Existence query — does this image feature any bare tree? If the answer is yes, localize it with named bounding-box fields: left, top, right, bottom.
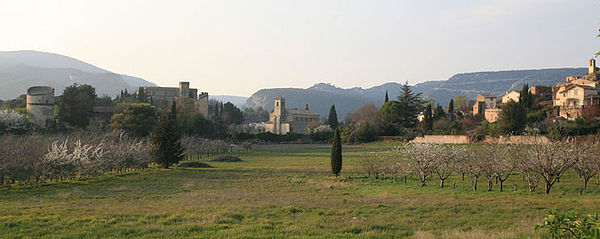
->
left=573, top=140, right=600, bottom=192
left=528, top=141, right=578, bottom=194
left=406, top=144, right=440, bottom=187
left=434, top=145, right=463, bottom=188
left=464, top=146, right=484, bottom=191
left=496, top=144, right=518, bottom=192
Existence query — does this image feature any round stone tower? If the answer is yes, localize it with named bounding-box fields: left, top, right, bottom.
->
left=26, top=86, right=55, bottom=127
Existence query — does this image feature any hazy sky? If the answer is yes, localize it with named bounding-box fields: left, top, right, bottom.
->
left=1, top=0, right=599, bottom=96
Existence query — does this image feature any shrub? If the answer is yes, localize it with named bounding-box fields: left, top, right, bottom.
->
left=0, top=110, right=27, bottom=134
left=536, top=209, right=600, bottom=238
left=178, top=161, right=213, bottom=168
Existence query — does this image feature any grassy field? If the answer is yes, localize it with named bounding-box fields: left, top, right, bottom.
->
left=1, top=143, right=599, bottom=238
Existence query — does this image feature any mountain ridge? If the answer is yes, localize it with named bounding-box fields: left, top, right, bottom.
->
left=244, top=67, right=588, bottom=119
left=0, top=50, right=155, bottom=99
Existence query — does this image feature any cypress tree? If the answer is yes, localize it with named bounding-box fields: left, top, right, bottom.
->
left=433, top=104, right=446, bottom=120
left=150, top=101, right=184, bottom=168
left=384, top=91, right=389, bottom=102
left=331, top=128, right=342, bottom=177
left=447, top=99, right=455, bottom=120
left=423, top=104, right=433, bottom=132
left=327, top=105, right=339, bottom=129
left=519, top=84, right=532, bottom=109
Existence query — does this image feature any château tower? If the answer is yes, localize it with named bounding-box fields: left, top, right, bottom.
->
left=179, top=81, right=190, bottom=97
left=590, top=59, right=597, bottom=75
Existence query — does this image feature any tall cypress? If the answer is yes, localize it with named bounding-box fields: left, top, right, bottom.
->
left=447, top=99, right=455, bottom=120
left=327, top=105, right=339, bottom=129
left=331, top=128, right=342, bottom=177
left=423, top=104, right=433, bottom=132
left=519, top=84, right=532, bottom=109
left=384, top=91, right=389, bottom=102
left=150, top=101, right=184, bottom=168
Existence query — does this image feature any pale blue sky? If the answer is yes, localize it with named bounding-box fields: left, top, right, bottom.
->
left=1, top=0, right=599, bottom=96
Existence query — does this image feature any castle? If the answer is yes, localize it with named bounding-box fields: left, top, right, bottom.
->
left=136, top=81, right=209, bottom=118
left=264, top=96, right=320, bottom=135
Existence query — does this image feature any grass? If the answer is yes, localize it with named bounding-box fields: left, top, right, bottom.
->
left=1, top=144, right=599, bottom=238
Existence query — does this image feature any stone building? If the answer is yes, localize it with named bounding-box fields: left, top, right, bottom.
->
left=530, top=85, right=553, bottom=106
left=473, top=94, right=497, bottom=116
left=484, top=108, right=501, bottom=123
left=553, top=59, right=600, bottom=120
left=26, top=86, right=55, bottom=127
left=264, top=96, right=320, bottom=135
left=501, top=91, right=520, bottom=104
left=501, top=85, right=553, bottom=106
left=136, top=81, right=209, bottom=118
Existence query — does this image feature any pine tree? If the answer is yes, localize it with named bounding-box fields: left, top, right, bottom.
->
left=423, top=104, right=433, bottom=132
left=330, top=128, right=342, bottom=177
left=150, top=101, right=184, bottom=168
left=327, top=105, right=339, bottom=129
left=397, top=81, right=424, bottom=129
left=384, top=91, right=389, bottom=102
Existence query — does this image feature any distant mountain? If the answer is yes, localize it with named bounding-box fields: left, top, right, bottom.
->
left=245, top=68, right=589, bottom=119
left=210, top=95, right=248, bottom=108
left=0, top=50, right=155, bottom=99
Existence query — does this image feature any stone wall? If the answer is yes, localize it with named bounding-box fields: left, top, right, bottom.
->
left=411, top=135, right=470, bottom=144
left=482, top=135, right=551, bottom=144
left=408, top=135, right=551, bottom=144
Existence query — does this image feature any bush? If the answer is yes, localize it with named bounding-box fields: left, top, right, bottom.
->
left=178, top=161, right=213, bottom=168
left=536, top=209, right=600, bottom=238
left=0, top=110, right=27, bottom=134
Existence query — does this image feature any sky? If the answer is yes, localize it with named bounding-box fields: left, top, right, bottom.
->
left=1, top=0, right=599, bottom=96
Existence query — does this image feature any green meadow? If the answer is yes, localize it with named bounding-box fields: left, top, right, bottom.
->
left=1, top=144, right=599, bottom=238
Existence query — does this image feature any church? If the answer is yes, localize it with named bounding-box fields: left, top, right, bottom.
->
left=264, top=96, right=320, bottom=135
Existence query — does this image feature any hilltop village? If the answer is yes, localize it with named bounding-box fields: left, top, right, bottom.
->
left=0, top=58, right=597, bottom=143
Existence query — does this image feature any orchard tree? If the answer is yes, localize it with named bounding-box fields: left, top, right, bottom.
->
left=434, top=145, right=463, bottom=188
left=402, top=143, right=438, bottom=187
left=574, top=140, right=600, bottom=192
left=327, top=105, right=339, bottom=129
left=528, top=141, right=578, bottom=194
left=57, top=83, right=97, bottom=128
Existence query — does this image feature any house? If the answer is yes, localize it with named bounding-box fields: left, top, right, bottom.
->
left=502, top=91, right=520, bottom=104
